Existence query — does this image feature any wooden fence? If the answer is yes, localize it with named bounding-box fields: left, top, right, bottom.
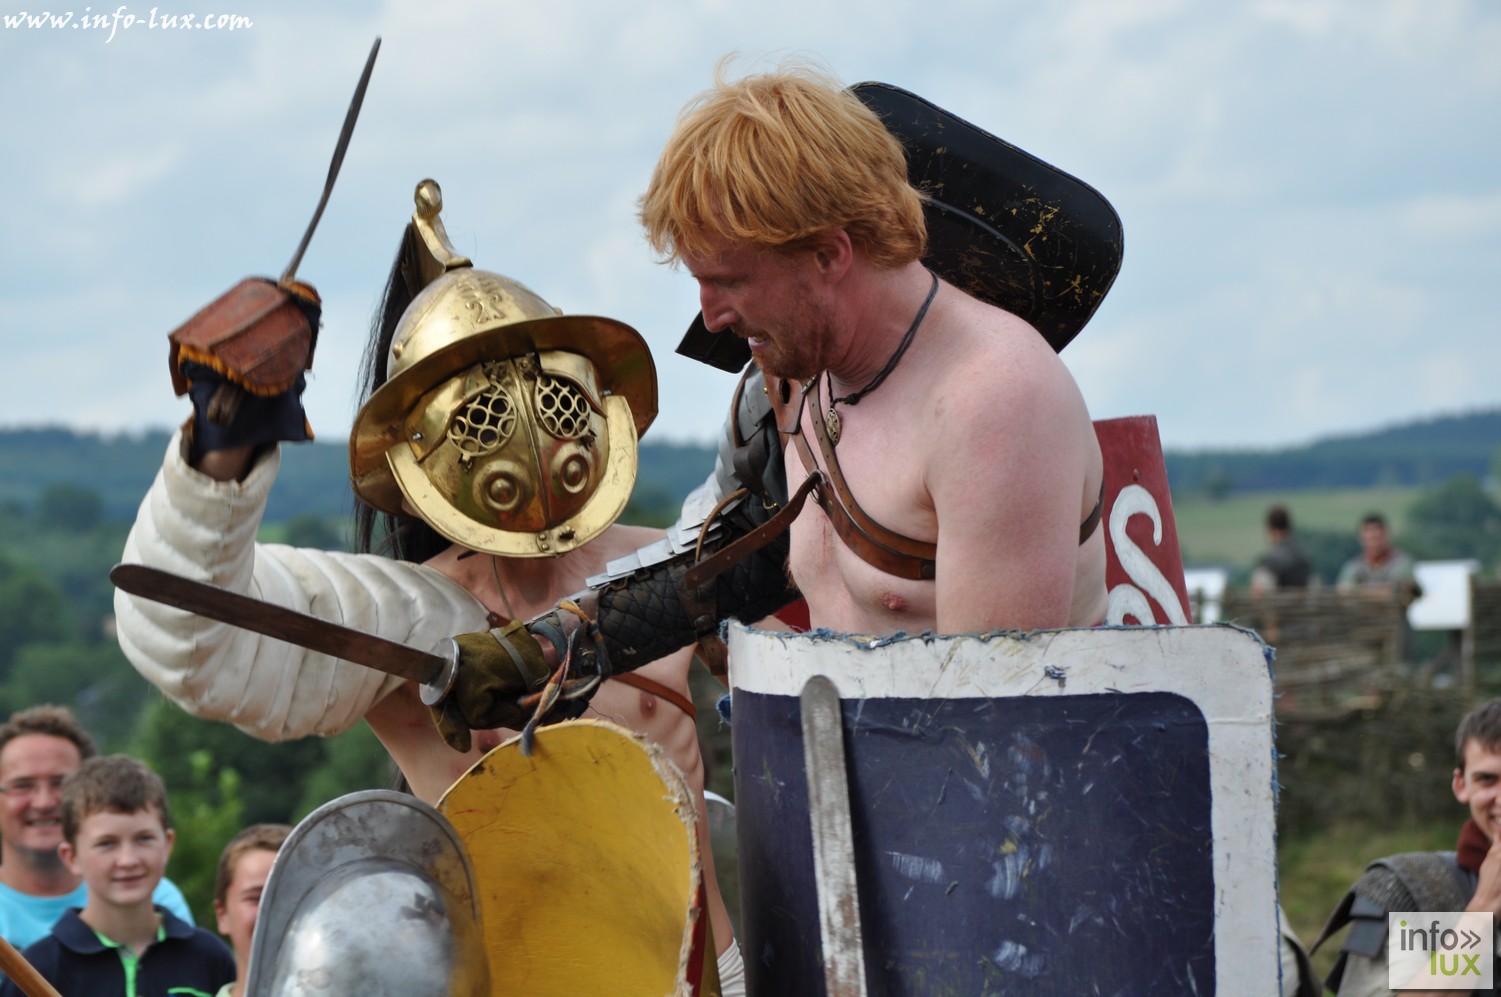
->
left=1214, top=580, right=1501, bottom=831
left=1217, top=587, right=1405, bottom=720
left=1464, top=578, right=1501, bottom=686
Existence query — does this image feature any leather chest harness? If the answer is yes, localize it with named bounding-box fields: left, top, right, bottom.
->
left=781, top=375, right=1104, bottom=581
left=678, top=370, right=1105, bottom=610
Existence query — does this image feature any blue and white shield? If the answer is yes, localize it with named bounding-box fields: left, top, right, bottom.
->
left=727, top=623, right=1279, bottom=995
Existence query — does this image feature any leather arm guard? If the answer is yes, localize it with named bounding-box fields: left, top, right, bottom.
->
left=169, top=276, right=322, bottom=458
left=435, top=367, right=801, bottom=743
left=573, top=364, right=800, bottom=673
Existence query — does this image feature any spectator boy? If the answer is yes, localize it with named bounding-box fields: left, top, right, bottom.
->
left=0, top=755, right=233, bottom=997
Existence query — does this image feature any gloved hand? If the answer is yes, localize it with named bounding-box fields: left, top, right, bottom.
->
left=168, top=277, right=322, bottom=458
left=429, top=619, right=596, bottom=753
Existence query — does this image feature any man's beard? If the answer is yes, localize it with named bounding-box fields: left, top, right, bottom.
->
left=745, top=302, right=836, bottom=382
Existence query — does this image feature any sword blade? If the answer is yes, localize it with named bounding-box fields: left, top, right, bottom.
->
left=800, top=674, right=869, bottom=996
left=109, top=562, right=445, bottom=689
left=280, top=36, right=381, bottom=285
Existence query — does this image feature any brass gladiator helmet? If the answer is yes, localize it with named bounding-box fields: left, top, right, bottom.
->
left=350, top=180, right=656, bottom=557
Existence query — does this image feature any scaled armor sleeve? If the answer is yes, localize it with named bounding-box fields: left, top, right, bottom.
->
left=567, top=366, right=800, bottom=675
left=114, top=430, right=490, bottom=742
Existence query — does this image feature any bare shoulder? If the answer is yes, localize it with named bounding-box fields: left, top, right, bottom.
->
left=935, top=296, right=1089, bottom=430
left=585, top=523, right=669, bottom=564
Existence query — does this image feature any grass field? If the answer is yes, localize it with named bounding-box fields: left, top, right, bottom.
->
left=1171, top=486, right=1421, bottom=568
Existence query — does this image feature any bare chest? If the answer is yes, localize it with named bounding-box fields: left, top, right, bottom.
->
left=781, top=404, right=939, bottom=633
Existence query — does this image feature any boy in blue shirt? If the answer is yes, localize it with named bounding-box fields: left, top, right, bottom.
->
left=0, top=755, right=233, bottom=997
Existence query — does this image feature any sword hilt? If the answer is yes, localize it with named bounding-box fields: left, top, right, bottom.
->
left=419, top=637, right=462, bottom=707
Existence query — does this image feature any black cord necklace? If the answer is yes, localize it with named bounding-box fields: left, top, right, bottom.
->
left=824, top=268, right=939, bottom=446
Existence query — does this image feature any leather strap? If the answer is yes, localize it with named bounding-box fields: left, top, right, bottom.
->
left=1079, top=482, right=1104, bottom=545
left=680, top=472, right=821, bottom=595
left=796, top=376, right=1105, bottom=577
left=679, top=370, right=1109, bottom=595
left=610, top=672, right=697, bottom=721
left=673, top=459, right=818, bottom=678
left=799, top=376, right=938, bottom=579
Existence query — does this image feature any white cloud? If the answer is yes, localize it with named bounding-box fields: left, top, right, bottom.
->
left=66, top=146, right=184, bottom=207
left=1395, top=192, right=1501, bottom=244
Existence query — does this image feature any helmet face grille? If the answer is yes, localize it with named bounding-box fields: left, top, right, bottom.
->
left=448, top=385, right=516, bottom=457
left=535, top=374, right=590, bottom=440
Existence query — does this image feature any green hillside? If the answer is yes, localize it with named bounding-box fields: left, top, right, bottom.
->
left=0, top=427, right=355, bottom=524
left=1, top=405, right=1496, bottom=587
left=1164, top=407, right=1501, bottom=493
left=0, top=429, right=717, bottom=527
left=3, top=405, right=1496, bottom=528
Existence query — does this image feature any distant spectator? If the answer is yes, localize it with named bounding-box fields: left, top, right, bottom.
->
left=1336, top=513, right=1419, bottom=604
left=0, top=704, right=194, bottom=948
left=0, top=755, right=234, bottom=997
left=213, top=823, right=290, bottom=997
left=1250, top=505, right=1314, bottom=594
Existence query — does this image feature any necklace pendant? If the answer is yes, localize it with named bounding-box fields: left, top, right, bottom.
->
left=825, top=406, right=842, bottom=446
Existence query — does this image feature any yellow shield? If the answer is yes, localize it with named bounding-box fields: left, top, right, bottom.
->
left=437, top=719, right=717, bottom=995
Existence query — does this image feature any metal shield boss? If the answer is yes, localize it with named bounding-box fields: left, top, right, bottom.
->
left=350, top=182, right=657, bottom=557
left=244, top=790, right=489, bottom=996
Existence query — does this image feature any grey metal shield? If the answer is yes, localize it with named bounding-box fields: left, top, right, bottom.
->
left=244, top=789, right=489, bottom=996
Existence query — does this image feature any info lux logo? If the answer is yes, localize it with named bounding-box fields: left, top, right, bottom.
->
left=1389, top=912, right=1494, bottom=990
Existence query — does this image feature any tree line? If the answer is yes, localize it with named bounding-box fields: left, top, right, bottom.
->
left=1165, top=407, right=1501, bottom=496
left=5, top=406, right=1496, bottom=521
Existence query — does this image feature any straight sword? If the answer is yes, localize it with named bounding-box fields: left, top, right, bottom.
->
left=109, top=562, right=459, bottom=705
left=800, top=674, right=870, bottom=996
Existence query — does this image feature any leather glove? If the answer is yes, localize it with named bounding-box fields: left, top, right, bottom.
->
left=429, top=620, right=595, bottom=753
left=168, top=277, right=321, bottom=458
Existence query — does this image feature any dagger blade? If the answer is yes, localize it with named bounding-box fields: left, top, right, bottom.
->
left=109, top=562, right=459, bottom=703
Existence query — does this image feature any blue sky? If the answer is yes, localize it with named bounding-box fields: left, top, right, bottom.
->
left=2, top=0, right=1496, bottom=451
